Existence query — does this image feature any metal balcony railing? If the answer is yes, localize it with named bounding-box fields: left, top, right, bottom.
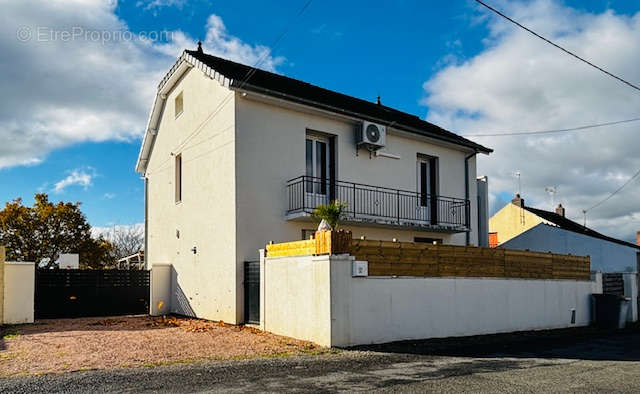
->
left=286, top=176, right=470, bottom=231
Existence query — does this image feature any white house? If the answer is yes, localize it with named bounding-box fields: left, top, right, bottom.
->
left=136, top=44, right=492, bottom=324
left=490, top=195, right=640, bottom=273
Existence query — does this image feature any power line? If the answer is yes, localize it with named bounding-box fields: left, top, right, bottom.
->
left=461, top=117, right=640, bottom=137
left=585, top=167, right=640, bottom=212
left=474, top=0, right=640, bottom=93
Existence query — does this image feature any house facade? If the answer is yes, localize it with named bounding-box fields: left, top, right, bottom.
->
left=137, top=46, right=491, bottom=324
left=490, top=195, right=640, bottom=272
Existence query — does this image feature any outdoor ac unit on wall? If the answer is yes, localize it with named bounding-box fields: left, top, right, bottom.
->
left=356, top=121, right=386, bottom=151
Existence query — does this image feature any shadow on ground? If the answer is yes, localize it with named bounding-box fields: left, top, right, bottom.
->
left=349, top=324, right=640, bottom=362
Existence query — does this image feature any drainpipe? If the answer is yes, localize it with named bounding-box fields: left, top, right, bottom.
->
left=144, top=176, right=149, bottom=269
left=464, top=151, right=478, bottom=246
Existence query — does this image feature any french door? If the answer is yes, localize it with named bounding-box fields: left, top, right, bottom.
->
left=417, top=157, right=438, bottom=224
left=305, top=134, right=331, bottom=208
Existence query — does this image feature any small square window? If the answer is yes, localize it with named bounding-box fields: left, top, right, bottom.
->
left=175, top=92, right=184, bottom=118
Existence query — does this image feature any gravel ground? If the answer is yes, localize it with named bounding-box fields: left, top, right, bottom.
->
left=0, top=316, right=321, bottom=377
left=1, top=325, right=639, bottom=393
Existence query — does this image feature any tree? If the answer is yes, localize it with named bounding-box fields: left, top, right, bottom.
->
left=0, top=194, right=114, bottom=269
left=312, top=200, right=347, bottom=230
left=101, top=225, right=144, bottom=260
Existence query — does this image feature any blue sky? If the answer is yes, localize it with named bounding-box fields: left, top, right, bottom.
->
left=1, top=0, right=640, bottom=241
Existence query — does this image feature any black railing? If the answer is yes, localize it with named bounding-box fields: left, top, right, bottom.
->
left=286, top=176, right=470, bottom=230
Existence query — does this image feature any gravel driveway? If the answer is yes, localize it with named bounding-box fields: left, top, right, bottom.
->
left=0, top=315, right=322, bottom=377
left=1, top=324, right=639, bottom=393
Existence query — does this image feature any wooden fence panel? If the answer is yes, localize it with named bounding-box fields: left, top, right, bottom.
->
left=265, top=232, right=590, bottom=280
left=351, top=240, right=589, bottom=281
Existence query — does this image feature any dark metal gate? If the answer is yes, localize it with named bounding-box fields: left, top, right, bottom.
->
left=35, top=269, right=150, bottom=319
left=244, top=261, right=260, bottom=324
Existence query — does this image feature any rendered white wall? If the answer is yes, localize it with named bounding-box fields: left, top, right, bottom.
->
left=3, top=262, right=35, bottom=324
left=263, top=254, right=602, bottom=347
left=145, top=68, right=238, bottom=323
left=262, top=254, right=332, bottom=346
left=501, top=223, right=638, bottom=272
left=331, top=260, right=602, bottom=346
left=234, top=94, right=480, bottom=267
left=150, top=264, right=172, bottom=316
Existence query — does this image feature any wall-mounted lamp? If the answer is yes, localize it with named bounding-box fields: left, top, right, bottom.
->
left=191, top=246, right=197, bottom=255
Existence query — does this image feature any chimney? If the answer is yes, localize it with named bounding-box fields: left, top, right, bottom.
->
left=555, top=204, right=565, bottom=217
left=511, top=194, right=524, bottom=208
left=637, top=231, right=640, bottom=246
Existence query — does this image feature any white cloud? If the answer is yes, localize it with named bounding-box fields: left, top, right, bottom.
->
left=53, top=168, right=95, bottom=193
left=136, top=0, right=185, bottom=10
left=0, top=0, right=282, bottom=169
left=103, top=192, right=116, bottom=199
left=201, top=14, right=284, bottom=71
left=423, top=0, right=640, bottom=242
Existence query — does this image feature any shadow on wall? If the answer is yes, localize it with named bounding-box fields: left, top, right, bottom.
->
left=349, top=324, right=640, bottom=362
left=171, top=266, right=196, bottom=318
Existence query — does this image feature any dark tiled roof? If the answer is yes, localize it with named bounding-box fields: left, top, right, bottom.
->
left=523, top=205, right=640, bottom=250
left=186, top=50, right=492, bottom=154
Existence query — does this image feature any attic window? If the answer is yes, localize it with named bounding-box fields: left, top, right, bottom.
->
left=175, top=91, right=184, bottom=118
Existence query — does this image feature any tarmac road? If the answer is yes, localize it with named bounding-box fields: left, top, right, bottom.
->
left=2, top=326, right=639, bottom=393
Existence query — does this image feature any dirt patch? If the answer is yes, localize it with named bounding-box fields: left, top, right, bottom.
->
left=0, top=315, right=325, bottom=377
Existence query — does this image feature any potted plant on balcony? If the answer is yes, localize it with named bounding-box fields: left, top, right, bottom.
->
left=312, top=200, right=347, bottom=230
left=312, top=200, right=351, bottom=254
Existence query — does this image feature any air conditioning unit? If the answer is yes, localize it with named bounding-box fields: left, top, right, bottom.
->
left=356, top=121, right=386, bottom=151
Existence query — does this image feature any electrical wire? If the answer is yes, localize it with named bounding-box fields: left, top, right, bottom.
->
left=585, top=167, right=640, bottom=212
left=474, top=0, right=640, bottom=93
left=461, top=117, right=640, bottom=137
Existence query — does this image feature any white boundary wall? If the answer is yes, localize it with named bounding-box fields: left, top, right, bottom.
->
left=150, top=264, right=172, bottom=316
left=262, top=254, right=603, bottom=347
left=3, top=262, right=35, bottom=324
left=261, top=253, right=332, bottom=346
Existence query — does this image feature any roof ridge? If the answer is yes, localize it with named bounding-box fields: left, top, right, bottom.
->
left=522, top=204, right=640, bottom=250
left=185, top=49, right=491, bottom=153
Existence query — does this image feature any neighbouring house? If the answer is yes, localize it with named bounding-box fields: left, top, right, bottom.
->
left=489, top=195, right=640, bottom=272
left=136, top=44, right=492, bottom=324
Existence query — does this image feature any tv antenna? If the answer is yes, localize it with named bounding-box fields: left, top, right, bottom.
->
left=582, top=209, right=587, bottom=227
left=545, top=186, right=557, bottom=208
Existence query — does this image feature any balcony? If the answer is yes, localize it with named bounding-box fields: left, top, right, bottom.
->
left=285, top=176, right=470, bottom=232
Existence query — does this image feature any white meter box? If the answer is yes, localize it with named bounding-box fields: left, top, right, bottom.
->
left=352, top=261, right=368, bottom=277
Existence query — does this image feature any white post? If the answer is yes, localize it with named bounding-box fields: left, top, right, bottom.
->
left=150, top=264, right=172, bottom=316
left=3, top=262, right=35, bottom=324
left=259, top=248, right=266, bottom=331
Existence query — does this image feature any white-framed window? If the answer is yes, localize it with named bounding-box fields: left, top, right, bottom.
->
left=305, top=133, right=330, bottom=195
left=175, top=91, right=184, bottom=118
left=175, top=154, right=182, bottom=203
